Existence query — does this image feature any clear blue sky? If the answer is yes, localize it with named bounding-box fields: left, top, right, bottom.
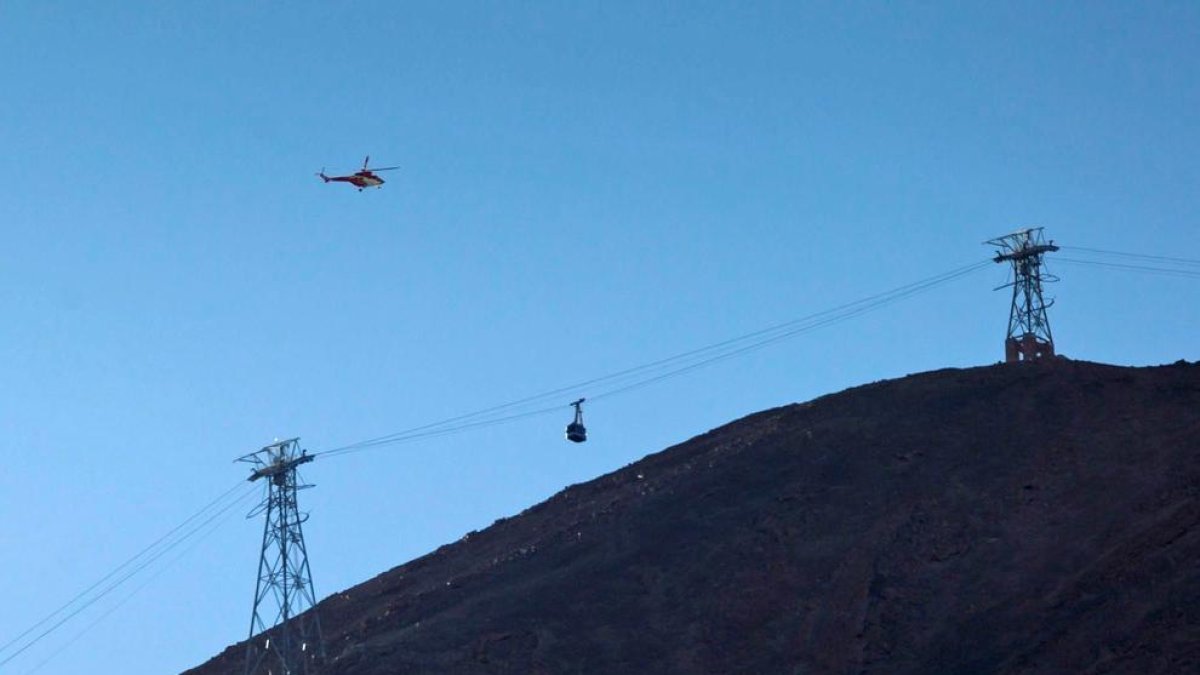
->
left=1, top=2, right=1197, bottom=673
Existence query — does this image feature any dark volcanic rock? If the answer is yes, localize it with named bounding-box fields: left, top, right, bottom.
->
left=186, top=360, right=1200, bottom=674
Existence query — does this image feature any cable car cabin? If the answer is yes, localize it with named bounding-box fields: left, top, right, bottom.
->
left=566, top=421, right=587, bottom=443
left=566, top=398, right=587, bottom=443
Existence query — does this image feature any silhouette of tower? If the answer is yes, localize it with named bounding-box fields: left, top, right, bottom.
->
left=237, top=438, right=325, bottom=675
left=987, top=228, right=1060, bottom=363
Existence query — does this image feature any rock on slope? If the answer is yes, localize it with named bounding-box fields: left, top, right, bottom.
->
left=187, top=360, right=1200, bottom=674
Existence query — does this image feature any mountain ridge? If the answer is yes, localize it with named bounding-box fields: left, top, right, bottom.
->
left=187, top=359, right=1200, bottom=674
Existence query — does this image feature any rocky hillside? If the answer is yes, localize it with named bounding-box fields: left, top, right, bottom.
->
left=187, top=359, right=1200, bottom=674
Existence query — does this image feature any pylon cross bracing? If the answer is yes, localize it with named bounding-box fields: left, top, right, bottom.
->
left=237, top=438, right=325, bottom=675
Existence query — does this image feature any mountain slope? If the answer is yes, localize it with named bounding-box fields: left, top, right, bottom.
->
left=187, top=359, right=1200, bottom=674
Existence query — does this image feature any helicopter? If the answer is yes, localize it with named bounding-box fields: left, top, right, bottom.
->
left=317, top=156, right=399, bottom=191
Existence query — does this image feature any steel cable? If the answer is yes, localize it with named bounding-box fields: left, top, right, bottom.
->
left=0, top=481, right=259, bottom=669
left=316, top=259, right=993, bottom=458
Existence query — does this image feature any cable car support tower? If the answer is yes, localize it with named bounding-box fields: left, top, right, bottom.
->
left=237, top=438, right=325, bottom=675
left=987, top=227, right=1060, bottom=363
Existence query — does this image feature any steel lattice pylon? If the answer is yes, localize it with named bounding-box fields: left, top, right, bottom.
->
left=237, top=438, right=325, bottom=675
left=987, top=227, right=1061, bottom=363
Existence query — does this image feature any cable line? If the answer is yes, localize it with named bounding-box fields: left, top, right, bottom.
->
left=590, top=260, right=990, bottom=402
left=315, top=259, right=993, bottom=458
left=317, top=403, right=569, bottom=459
left=19, top=487, right=261, bottom=675
left=1059, top=245, right=1200, bottom=267
left=1055, top=257, right=1200, bottom=280
left=0, top=481, right=258, bottom=669
left=12, top=240, right=1194, bottom=669
left=3, top=259, right=990, bottom=666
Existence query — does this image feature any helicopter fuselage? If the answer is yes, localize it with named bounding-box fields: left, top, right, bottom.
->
left=321, top=172, right=384, bottom=190
left=346, top=172, right=384, bottom=188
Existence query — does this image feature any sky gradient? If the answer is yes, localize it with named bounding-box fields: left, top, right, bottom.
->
left=1, top=3, right=1197, bottom=673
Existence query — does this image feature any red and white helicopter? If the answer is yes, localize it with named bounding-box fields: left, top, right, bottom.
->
left=317, top=156, right=399, bottom=191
